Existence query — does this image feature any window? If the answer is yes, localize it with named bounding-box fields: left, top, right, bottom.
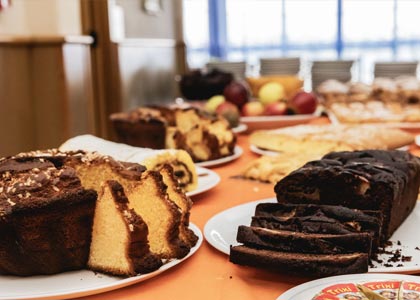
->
left=183, top=0, right=420, bottom=83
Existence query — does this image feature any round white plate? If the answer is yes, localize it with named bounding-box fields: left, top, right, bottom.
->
left=278, top=273, right=420, bottom=300
left=0, top=224, right=202, bottom=300
left=232, top=123, right=248, bottom=134
left=249, top=144, right=281, bottom=157
left=186, top=166, right=220, bottom=197
left=195, top=146, right=243, bottom=168
left=240, top=114, right=318, bottom=131
left=204, top=198, right=420, bottom=274
left=250, top=144, right=410, bottom=156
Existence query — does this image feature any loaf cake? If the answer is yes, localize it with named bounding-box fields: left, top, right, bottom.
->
left=0, top=156, right=97, bottom=276
left=88, top=180, right=162, bottom=276
left=110, top=106, right=236, bottom=162
left=60, top=134, right=198, bottom=192
left=230, top=203, right=380, bottom=276
left=231, top=149, right=420, bottom=277
left=274, top=150, right=420, bottom=240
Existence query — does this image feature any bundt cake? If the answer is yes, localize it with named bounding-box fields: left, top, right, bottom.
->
left=1, top=149, right=198, bottom=277
left=0, top=156, right=97, bottom=276
left=88, top=180, right=162, bottom=276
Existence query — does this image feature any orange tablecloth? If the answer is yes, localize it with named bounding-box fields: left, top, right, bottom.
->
left=82, top=118, right=420, bottom=300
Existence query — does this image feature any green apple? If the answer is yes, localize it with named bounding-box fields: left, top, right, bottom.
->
left=205, top=95, right=226, bottom=113
left=258, top=82, right=285, bottom=105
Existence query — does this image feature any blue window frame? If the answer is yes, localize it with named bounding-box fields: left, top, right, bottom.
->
left=184, top=0, right=420, bottom=81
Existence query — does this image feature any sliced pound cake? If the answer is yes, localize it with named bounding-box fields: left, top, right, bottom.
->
left=88, top=180, right=162, bottom=276
left=126, top=170, right=190, bottom=259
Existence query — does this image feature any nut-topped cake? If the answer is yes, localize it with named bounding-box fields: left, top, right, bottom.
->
left=0, top=156, right=97, bottom=276
left=0, top=149, right=198, bottom=277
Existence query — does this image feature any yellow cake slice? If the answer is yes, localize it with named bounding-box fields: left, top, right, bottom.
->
left=87, top=180, right=162, bottom=276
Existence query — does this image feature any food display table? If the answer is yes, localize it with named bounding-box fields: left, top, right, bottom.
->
left=79, top=118, right=420, bottom=299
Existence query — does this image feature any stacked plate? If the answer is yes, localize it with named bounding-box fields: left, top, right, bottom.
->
left=311, top=60, right=354, bottom=90
left=374, top=62, right=418, bottom=79
left=259, top=57, right=300, bottom=76
left=206, top=61, right=247, bottom=80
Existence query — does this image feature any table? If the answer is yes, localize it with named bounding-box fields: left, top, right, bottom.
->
left=83, top=119, right=420, bottom=300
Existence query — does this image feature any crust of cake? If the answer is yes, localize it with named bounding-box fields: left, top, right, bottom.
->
left=229, top=245, right=368, bottom=277
left=88, top=181, right=162, bottom=276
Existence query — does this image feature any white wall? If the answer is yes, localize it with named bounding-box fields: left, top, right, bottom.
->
left=0, top=0, right=81, bottom=36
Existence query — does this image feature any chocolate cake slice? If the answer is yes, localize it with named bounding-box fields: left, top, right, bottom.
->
left=253, top=203, right=382, bottom=250
left=230, top=245, right=368, bottom=277
left=237, top=226, right=372, bottom=255
left=274, top=150, right=420, bottom=241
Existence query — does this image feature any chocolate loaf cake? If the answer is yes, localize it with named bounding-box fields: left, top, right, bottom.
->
left=0, top=157, right=97, bottom=276
left=274, top=150, right=420, bottom=240
left=230, top=246, right=369, bottom=277
left=253, top=203, right=382, bottom=250
left=236, top=226, right=372, bottom=255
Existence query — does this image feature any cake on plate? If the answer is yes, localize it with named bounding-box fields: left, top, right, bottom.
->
left=110, top=106, right=236, bottom=162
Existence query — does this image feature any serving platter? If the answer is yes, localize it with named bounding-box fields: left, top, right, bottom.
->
left=0, top=224, right=202, bottom=300
left=204, top=198, right=420, bottom=274
left=186, top=166, right=220, bottom=197
left=195, top=146, right=243, bottom=168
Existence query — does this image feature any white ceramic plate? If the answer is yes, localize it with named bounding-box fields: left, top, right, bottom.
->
left=0, top=224, right=202, bottom=300
left=240, top=114, right=318, bottom=131
left=278, top=273, right=420, bottom=300
left=204, top=198, right=420, bottom=274
left=232, top=123, right=248, bottom=134
left=186, top=166, right=220, bottom=197
left=250, top=144, right=410, bottom=156
left=195, top=146, right=243, bottom=168
left=328, top=111, right=420, bottom=130
left=249, top=144, right=281, bottom=157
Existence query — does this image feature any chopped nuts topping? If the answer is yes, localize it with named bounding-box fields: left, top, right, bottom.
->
left=6, top=198, right=16, bottom=206
left=52, top=186, right=60, bottom=192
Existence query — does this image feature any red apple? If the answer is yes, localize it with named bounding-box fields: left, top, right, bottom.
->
left=289, top=91, right=318, bottom=114
left=215, top=101, right=240, bottom=127
left=223, top=81, right=250, bottom=110
left=241, top=101, right=264, bottom=116
left=263, top=102, right=288, bottom=116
